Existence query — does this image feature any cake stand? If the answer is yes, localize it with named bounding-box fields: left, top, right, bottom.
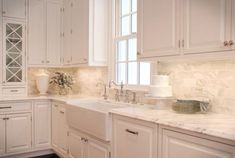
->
left=145, top=94, right=175, bottom=110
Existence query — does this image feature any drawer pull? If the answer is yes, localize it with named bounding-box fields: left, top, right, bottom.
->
left=0, top=106, right=12, bottom=109
left=60, top=111, right=65, bottom=114
left=3, top=118, right=9, bottom=120
left=126, top=129, right=139, bottom=135
left=10, top=90, right=18, bottom=92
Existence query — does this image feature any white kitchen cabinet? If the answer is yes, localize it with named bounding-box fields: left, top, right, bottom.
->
left=0, top=115, right=6, bottom=156
left=28, top=0, right=46, bottom=65
left=6, top=113, right=32, bottom=154
left=183, top=0, right=229, bottom=54
left=68, top=129, right=110, bottom=158
left=28, top=0, right=62, bottom=67
left=2, top=0, right=27, bottom=19
left=232, top=0, right=235, bottom=50
left=137, top=0, right=181, bottom=58
left=46, top=0, right=63, bottom=66
left=63, top=0, right=109, bottom=66
left=87, top=138, right=109, bottom=158
left=3, top=20, right=26, bottom=87
left=68, top=131, right=85, bottom=158
left=34, top=101, right=51, bottom=149
left=161, top=129, right=235, bottom=158
left=113, top=116, right=156, bottom=158
left=52, top=102, right=68, bottom=157
left=138, top=0, right=234, bottom=59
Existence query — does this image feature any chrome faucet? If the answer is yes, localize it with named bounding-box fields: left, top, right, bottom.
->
left=109, top=80, right=124, bottom=95
left=96, top=81, right=108, bottom=100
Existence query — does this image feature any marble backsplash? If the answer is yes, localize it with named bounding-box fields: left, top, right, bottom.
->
left=28, top=59, right=235, bottom=114
left=158, top=60, right=235, bottom=114
left=28, top=67, right=108, bottom=97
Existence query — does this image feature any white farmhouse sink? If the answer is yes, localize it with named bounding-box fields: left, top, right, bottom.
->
left=66, top=98, right=125, bottom=141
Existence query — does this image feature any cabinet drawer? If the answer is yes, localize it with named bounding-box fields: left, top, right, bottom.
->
left=162, top=129, right=235, bottom=158
left=2, top=87, right=26, bottom=96
left=0, top=102, right=31, bottom=113
left=113, top=116, right=156, bottom=158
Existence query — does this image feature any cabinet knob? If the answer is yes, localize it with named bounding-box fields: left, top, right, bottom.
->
left=229, top=40, right=234, bottom=46
left=41, top=61, right=44, bottom=63
left=137, top=52, right=141, bottom=56
left=46, top=61, right=50, bottom=63
left=224, top=41, right=229, bottom=46
left=2, top=11, right=6, bottom=14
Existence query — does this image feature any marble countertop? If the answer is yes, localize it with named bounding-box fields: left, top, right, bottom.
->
left=111, top=106, right=235, bottom=142
left=0, top=95, right=234, bottom=143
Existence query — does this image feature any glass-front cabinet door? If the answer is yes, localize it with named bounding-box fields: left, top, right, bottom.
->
left=3, top=20, right=25, bottom=86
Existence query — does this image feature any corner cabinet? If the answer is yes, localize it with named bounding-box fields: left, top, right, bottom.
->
left=28, top=0, right=63, bottom=67
left=161, top=129, right=235, bottom=158
left=138, top=0, right=235, bottom=59
left=63, top=0, right=109, bottom=66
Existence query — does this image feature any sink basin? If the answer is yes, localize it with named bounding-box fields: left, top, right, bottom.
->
left=66, top=98, right=125, bottom=141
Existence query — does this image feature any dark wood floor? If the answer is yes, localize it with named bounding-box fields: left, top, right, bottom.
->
left=31, top=154, right=60, bottom=158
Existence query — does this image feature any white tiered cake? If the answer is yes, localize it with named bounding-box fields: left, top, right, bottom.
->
left=149, top=75, right=172, bottom=97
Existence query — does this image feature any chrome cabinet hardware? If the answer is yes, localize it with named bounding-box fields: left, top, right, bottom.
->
left=224, top=41, right=229, bottom=46
left=59, top=110, right=65, bottom=114
left=10, top=90, right=18, bottom=92
left=0, top=106, right=12, bottom=109
left=3, top=118, right=9, bottom=120
left=125, top=129, right=139, bottom=135
left=137, top=52, right=141, bottom=56
left=81, top=137, right=88, bottom=142
left=229, top=40, right=234, bottom=46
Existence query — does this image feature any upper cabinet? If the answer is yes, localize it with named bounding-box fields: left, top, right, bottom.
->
left=232, top=0, right=235, bottom=50
left=183, top=0, right=229, bottom=54
left=138, top=0, right=181, bottom=58
left=2, top=0, right=27, bottom=19
left=28, top=0, right=63, bottom=67
left=138, top=0, right=235, bottom=59
left=63, top=0, right=109, bottom=66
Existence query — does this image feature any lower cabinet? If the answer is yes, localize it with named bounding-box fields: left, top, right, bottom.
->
left=161, top=129, right=235, bottom=158
left=34, top=101, right=51, bottom=149
left=6, top=113, right=32, bottom=154
left=0, top=115, right=6, bottom=156
left=112, top=115, right=157, bottom=158
left=68, top=129, right=110, bottom=158
left=52, top=102, right=68, bottom=157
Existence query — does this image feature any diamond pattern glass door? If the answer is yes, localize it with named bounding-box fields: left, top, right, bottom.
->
left=4, top=22, right=25, bottom=84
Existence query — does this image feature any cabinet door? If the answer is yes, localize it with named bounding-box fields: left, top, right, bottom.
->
left=2, top=0, right=26, bottom=19
left=52, top=103, right=60, bottom=149
left=34, top=101, right=51, bottom=148
left=183, top=0, right=229, bottom=54
left=71, top=0, right=89, bottom=64
left=6, top=113, right=32, bottom=153
left=138, top=0, right=180, bottom=58
left=113, top=118, right=155, bottom=158
left=0, top=116, right=6, bottom=155
left=68, top=131, right=85, bottom=158
left=162, top=129, right=235, bottom=158
left=3, top=20, right=26, bottom=86
left=87, top=138, right=109, bottom=158
left=28, top=0, right=46, bottom=66
left=232, top=0, right=235, bottom=50
left=46, top=0, right=62, bottom=66
left=63, top=0, right=72, bottom=65
left=58, top=106, right=68, bottom=156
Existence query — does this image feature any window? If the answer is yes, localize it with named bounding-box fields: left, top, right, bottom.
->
left=115, top=0, right=150, bottom=86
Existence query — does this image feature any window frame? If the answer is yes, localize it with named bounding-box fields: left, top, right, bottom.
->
left=109, top=0, right=152, bottom=91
